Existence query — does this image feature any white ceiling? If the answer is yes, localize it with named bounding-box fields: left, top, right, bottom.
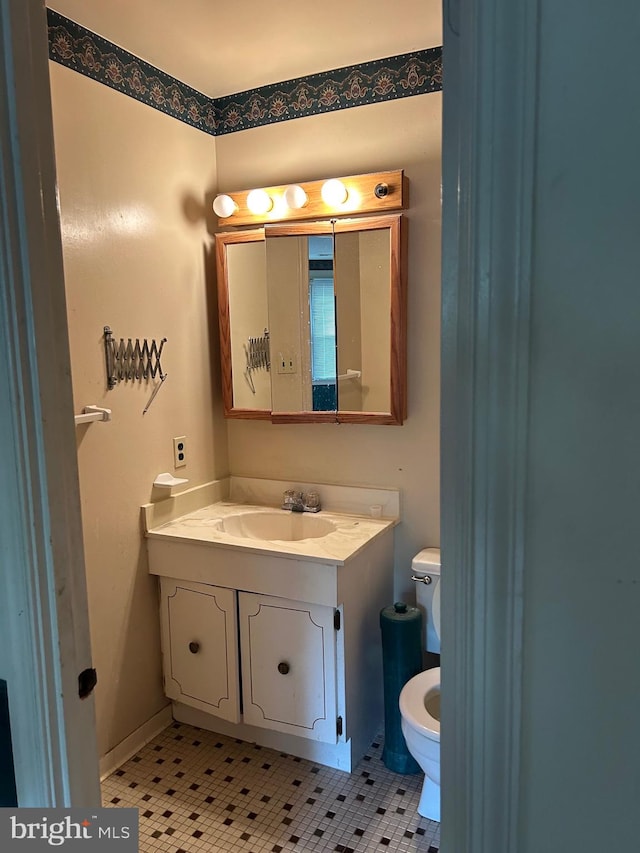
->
left=48, top=0, right=442, bottom=98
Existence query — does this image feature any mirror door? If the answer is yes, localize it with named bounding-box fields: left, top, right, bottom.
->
left=266, top=222, right=337, bottom=416
left=215, top=229, right=272, bottom=418
left=334, top=227, right=392, bottom=414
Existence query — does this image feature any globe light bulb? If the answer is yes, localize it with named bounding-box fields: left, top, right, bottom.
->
left=212, top=194, right=238, bottom=218
left=246, top=189, right=273, bottom=215
left=283, top=184, right=308, bottom=210
left=321, top=179, right=348, bottom=206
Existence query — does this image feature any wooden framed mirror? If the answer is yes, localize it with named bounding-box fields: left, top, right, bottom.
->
left=215, top=213, right=407, bottom=424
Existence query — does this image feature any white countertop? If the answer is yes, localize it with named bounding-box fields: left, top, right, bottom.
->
left=145, top=501, right=397, bottom=566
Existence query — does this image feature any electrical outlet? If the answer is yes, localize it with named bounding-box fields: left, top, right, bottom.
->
left=173, top=436, right=187, bottom=468
left=277, top=352, right=296, bottom=374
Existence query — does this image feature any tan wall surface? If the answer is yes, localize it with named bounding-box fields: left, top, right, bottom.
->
left=216, top=93, right=442, bottom=598
left=49, top=63, right=227, bottom=757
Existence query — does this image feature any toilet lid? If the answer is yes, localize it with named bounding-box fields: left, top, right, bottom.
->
left=433, top=580, right=441, bottom=641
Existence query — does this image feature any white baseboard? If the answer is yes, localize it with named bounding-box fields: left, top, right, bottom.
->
left=99, top=704, right=173, bottom=781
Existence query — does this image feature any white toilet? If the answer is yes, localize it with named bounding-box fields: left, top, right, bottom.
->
left=399, top=547, right=441, bottom=821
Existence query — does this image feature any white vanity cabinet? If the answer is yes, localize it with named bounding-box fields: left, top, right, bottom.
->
left=239, top=592, right=338, bottom=744
left=146, top=496, right=396, bottom=772
left=159, top=578, right=240, bottom=723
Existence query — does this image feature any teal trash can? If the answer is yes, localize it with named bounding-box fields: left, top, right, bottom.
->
left=380, top=601, right=423, bottom=773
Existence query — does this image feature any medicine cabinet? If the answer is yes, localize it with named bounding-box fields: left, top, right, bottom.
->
left=215, top=213, right=407, bottom=424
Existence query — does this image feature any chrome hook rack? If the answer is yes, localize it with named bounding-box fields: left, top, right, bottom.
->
left=104, top=325, right=167, bottom=389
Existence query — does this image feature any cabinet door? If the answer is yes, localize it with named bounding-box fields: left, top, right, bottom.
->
left=239, top=592, right=337, bottom=743
left=160, top=579, right=240, bottom=723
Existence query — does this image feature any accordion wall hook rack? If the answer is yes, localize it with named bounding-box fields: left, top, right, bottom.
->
left=104, top=325, right=167, bottom=388
left=103, top=326, right=169, bottom=414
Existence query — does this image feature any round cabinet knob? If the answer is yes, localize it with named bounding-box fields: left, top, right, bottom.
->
left=188, top=641, right=200, bottom=654
left=277, top=661, right=290, bottom=675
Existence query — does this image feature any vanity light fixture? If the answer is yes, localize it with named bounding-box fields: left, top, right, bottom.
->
left=321, top=178, right=348, bottom=207
left=213, top=194, right=238, bottom=218
left=246, top=188, right=274, bottom=215
left=283, top=184, right=308, bottom=210
left=213, top=170, right=407, bottom=226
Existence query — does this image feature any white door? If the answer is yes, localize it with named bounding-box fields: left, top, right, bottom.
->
left=239, top=592, right=338, bottom=743
left=160, top=580, right=240, bottom=723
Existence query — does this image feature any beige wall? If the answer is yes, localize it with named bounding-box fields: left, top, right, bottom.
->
left=216, top=93, right=442, bottom=597
left=49, top=63, right=228, bottom=757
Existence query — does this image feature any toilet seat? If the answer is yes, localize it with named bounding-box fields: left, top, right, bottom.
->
left=399, top=667, right=440, bottom=741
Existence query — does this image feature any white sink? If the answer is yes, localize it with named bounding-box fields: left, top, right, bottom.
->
left=221, top=511, right=336, bottom=542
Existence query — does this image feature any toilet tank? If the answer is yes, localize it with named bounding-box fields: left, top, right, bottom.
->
left=412, top=547, right=441, bottom=654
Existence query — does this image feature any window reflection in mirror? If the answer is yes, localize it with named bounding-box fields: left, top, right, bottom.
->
left=308, top=235, right=337, bottom=411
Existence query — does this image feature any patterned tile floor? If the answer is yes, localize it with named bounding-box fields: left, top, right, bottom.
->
left=102, top=722, right=440, bottom=853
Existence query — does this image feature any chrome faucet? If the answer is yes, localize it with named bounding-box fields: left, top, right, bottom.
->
left=303, top=491, right=321, bottom=512
left=281, top=489, right=321, bottom=513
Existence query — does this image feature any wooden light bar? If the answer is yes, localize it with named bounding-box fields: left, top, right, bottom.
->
left=213, top=169, right=408, bottom=227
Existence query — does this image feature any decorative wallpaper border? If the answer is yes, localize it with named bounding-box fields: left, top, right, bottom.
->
left=47, top=9, right=217, bottom=135
left=214, top=48, right=442, bottom=135
left=47, top=9, right=442, bottom=137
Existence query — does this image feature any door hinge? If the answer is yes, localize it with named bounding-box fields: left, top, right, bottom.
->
left=337, top=716, right=343, bottom=737
left=78, top=668, right=97, bottom=699
left=334, top=609, right=341, bottom=631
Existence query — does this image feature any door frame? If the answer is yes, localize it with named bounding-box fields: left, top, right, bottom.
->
left=0, top=0, right=100, bottom=806
left=1, top=0, right=540, bottom=838
left=440, top=0, right=538, bottom=850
